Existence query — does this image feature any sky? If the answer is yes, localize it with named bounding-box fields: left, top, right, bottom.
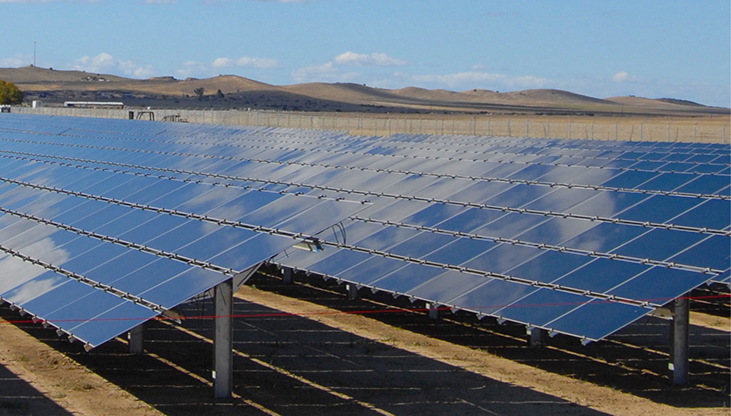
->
left=1, top=0, right=729, bottom=107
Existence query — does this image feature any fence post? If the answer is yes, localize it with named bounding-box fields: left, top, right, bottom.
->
left=640, top=122, right=644, bottom=141
left=665, top=121, right=673, bottom=142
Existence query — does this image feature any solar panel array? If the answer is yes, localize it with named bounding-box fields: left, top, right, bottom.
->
left=0, top=114, right=366, bottom=348
left=0, top=113, right=728, bottom=347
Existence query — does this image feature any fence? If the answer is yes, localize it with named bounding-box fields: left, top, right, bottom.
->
left=9, top=106, right=730, bottom=144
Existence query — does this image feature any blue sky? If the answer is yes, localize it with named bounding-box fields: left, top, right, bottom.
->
left=1, top=0, right=729, bottom=106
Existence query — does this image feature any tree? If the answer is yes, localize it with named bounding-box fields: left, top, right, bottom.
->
left=217, top=89, right=224, bottom=99
left=0, top=80, right=23, bottom=105
left=193, top=87, right=205, bottom=100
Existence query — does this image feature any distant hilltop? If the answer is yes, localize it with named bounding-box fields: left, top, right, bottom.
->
left=1, top=65, right=727, bottom=117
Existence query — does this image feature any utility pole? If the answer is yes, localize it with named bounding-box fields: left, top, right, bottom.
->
left=33, top=41, right=37, bottom=66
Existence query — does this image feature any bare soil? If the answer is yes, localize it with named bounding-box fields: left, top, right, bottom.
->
left=0, top=270, right=728, bottom=416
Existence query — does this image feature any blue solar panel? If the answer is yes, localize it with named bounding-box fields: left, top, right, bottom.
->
left=1, top=113, right=728, bottom=346
left=0, top=114, right=367, bottom=348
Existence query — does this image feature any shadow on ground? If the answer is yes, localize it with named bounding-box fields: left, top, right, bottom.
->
left=0, top=270, right=728, bottom=415
left=0, top=361, right=73, bottom=416
left=1, top=299, right=610, bottom=416
left=246, top=270, right=730, bottom=409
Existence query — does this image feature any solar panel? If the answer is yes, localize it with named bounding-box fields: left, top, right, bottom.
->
left=0, top=115, right=367, bottom=348
left=1, top=113, right=728, bottom=346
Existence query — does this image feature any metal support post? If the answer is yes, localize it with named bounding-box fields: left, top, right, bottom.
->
left=128, top=323, right=144, bottom=354
left=214, top=279, right=234, bottom=399
left=346, top=283, right=359, bottom=300
left=428, top=303, right=440, bottom=320
left=529, top=327, right=547, bottom=347
left=670, top=294, right=690, bottom=385
left=282, top=267, right=294, bottom=284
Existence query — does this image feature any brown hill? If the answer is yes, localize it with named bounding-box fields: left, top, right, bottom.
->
left=283, top=82, right=397, bottom=104
left=0, top=67, right=273, bottom=97
left=111, top=75, right=274, bottom=96
left=174, top=75, right=272, bottom=94
left=501, top=89, right=610, bottom=105
left=0, top=65, right=130, bottom=83
left=1, top=66, right=726, bottom=116
left=605, top=96, right=709, bottom=109
left=392, top=87, right=469, bottom=103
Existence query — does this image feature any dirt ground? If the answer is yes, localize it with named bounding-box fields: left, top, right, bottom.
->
left=0, top=272, right=728, bottom=416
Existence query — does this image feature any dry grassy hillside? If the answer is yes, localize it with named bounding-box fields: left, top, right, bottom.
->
left=0, top=65, right=130, bottom=83
left=1, top=65, right=728, bottom=118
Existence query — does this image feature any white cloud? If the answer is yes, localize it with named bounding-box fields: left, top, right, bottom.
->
left=291, top=51, right=406, bottom=83
left=183, top=55, right=279, bottom=77
left=118, top=60, right=155, bottom=78
left=612, top=71, right=638, bottom=83
left=176, top=61, right=208, bottom=78
left=291, top=62, right=360, bottom=83
left=235, top=56, right=279, bottom=69
left=250, top=0, right=315, bottom=3
left=74, top=52, right=115, bottom=70
left=0, top=0, right=99, bottom=2
left=202, top=0, right=314, bottom=3
left=73, top=53, right=155, bottom=78
left=412, top=71, right=549, bottom=89
left=333, top=51, right=406, bottom=67
left=212, top=57, right=235, bottom=68
left=0, top=55, right=30, bottom=67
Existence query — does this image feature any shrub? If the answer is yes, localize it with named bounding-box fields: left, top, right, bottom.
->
left=0, top=79, right=23, bottom=105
